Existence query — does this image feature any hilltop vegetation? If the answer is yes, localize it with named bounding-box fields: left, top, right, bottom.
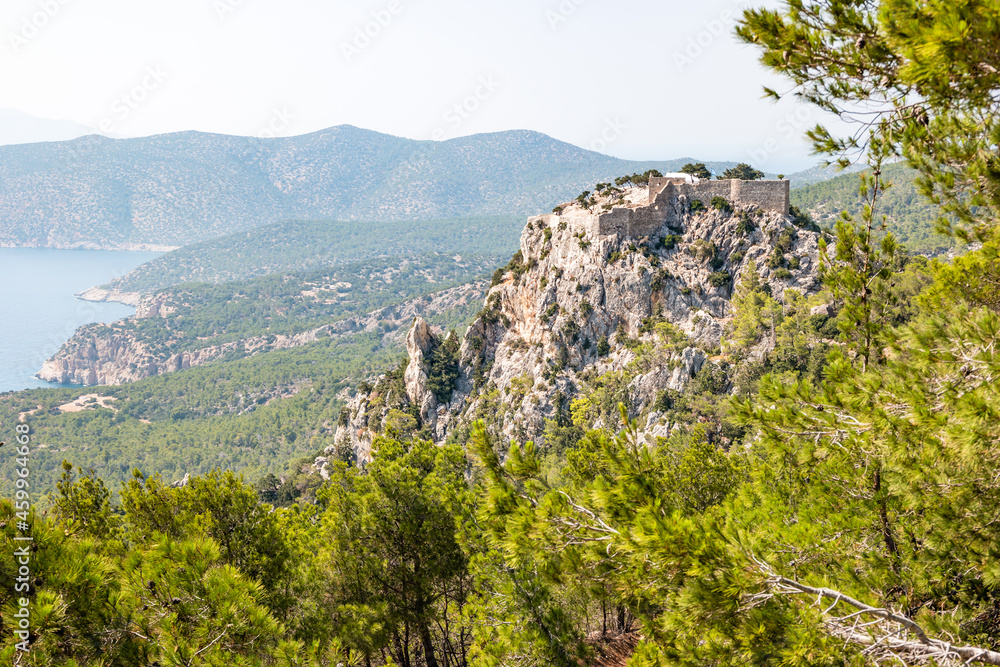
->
left=102, top=215, right=522, bottom=293
left=791, top=162, right=957, bottom=254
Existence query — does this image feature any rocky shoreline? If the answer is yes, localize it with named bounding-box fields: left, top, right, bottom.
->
left=75, top=286, right=145, bottom=307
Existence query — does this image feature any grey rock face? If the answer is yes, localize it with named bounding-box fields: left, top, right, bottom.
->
left=404, top=317, right=439, bottom=431
left=810, top=303, right=834, bottom=317
left=332, top=396, right=374, bottom=467
left=352, top=186, right=823, bottom=452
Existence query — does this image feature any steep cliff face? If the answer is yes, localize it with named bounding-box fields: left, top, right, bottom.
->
left=36, top=325, right=328, bottom=386
left=332, top=187, right=822, bottom=458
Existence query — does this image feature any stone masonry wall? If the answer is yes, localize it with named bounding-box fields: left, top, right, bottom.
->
left=593, top=207, right=632, bottom=236
left=594, top=179, right=790, bottom=238
left=666, top=181, right=733, bottom=207
left=648, top=177, right=789, bottom=215
left=732, top=179, right=790, bottom=216
left=540, top=179, right=790, bottom=241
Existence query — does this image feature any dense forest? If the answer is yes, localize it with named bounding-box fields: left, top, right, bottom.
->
left=5, top=2, right=1000, bottom=666
left=790, top=163, right=959, bottom=255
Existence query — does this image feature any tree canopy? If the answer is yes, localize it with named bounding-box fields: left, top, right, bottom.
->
left=737, top=0, right=1000, bottom=242
left=680, top=162, right=711, bottom=179
left=719, top=162, right=766, bottom=181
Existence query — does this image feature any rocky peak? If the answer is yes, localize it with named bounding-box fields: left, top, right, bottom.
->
left=404, top=316, right=441, bottom=429
left=404, top=317, right=434, bottom=403
left=334, top=185, right=823, bottom=458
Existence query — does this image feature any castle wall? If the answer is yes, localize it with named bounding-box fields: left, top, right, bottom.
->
left=648, top=175, right=695, bottom=197
left=669, top=180, right=734, bottom=206
left=649, top=178, right=789, bottom=216
left=627, top=197, right=677, bottom=238
left=733, top=179, right=789, bottom=215
left=542, top=179, right=790, bottom=241
left=594, top=207, right=631, bottom=237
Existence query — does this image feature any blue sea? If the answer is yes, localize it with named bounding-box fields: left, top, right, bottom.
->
left=0, top=248, right=163, bottom=393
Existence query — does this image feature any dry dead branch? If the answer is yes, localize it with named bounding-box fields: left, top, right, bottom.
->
left=748, top=560, right=1000, bottom=666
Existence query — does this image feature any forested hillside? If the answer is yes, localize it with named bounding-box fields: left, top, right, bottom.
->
left=6, top=1, right=1000, bottom=665
left=791, top=162, right=957, bottom=254
left=1, top=267, right=487, bottom=495
left=41, top=252, right=492, bottom=386
left=1, top=344, right=359, bottom=497
left=99, top=215, right=522, bottom=294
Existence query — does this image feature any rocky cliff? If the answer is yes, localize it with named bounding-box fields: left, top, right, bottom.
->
left=327, top=183, right=823, bottom=466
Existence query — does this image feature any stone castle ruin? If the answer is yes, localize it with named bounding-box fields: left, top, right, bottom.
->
left=536, top=174, right=790, bottom=239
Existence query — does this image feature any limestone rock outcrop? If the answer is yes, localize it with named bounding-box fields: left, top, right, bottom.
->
left=403, top=317, right=439, bottom=429
left=335, top=182, right=823, bottom=458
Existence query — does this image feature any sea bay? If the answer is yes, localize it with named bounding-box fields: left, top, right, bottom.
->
left=0, top=248, right=162, bottom=393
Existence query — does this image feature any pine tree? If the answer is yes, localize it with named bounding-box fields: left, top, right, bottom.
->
left=737, top=0, right=1000, bottom=242
left=316, top=437, right=472, bottom=667
left=680, top=162, right=712, bottom=179
left=719, top=163, right=765, bottom=181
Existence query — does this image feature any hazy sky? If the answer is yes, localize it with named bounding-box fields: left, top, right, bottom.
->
left=0, top=0, right=831, bottom=172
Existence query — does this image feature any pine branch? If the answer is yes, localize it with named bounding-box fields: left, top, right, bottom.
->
left=751, top=560, right=1000, bottom=666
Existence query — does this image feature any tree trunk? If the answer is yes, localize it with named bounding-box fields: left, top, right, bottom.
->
left=873, top=468, right=901, bottom=572
left=419, top=620, right=439, bottom=667
left=393, top=629, right=411, bottom=667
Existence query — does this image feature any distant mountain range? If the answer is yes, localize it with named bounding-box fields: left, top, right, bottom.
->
left=0, top=109, right=99, bottom=146
left=0, top=124, right=813, bottom=250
